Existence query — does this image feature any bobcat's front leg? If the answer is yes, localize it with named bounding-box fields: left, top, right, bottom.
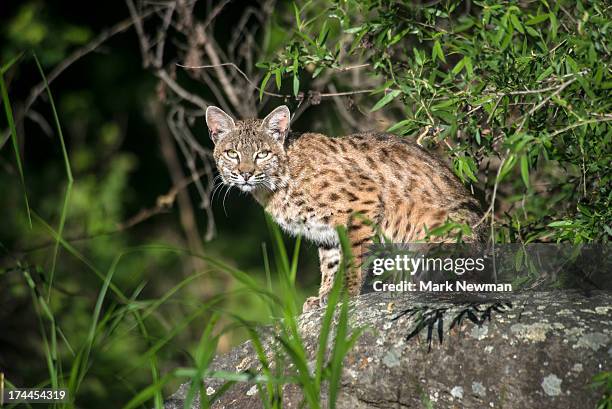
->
left=302, top=220, right=373, bottom=312
left=303, top=245, right=341, bottom=312
left=345, top=219, right=374, bottom=297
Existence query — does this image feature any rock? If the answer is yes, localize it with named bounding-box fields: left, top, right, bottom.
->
left=164, top=291, right=611, bottom=408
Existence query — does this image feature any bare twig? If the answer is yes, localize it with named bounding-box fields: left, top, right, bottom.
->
left=320, top=89, right=374, bottom=97
left=333, top=63, right=370, bottom=72
left=156, top=69, right=209, bottom=111
left=167, top=107, right=216, bottom=241
left=516, top=77, right=577, bottom=133
left=202, top=39, right=254, bottom=117
left=178, top=62, right=375, bottom=100
left=126, top=0, right=152, bottom=67
left=154, top=2, right=175, bottom=67
left=549, top=116, right=612, bottom=138
left=327, top=83, right=361, bottom=129
left=25, top=110, right=53, bottom=137
left=199, top=70, right=234, bottom=114
left=201, top=0, right=232, bottom=31
left=152, top=100, right=206, bottom=269
left=473, top=148, right=509, bottom=241
left=177, top=62, right=288, bottom=98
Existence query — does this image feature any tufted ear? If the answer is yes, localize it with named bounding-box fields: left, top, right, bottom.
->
left=206, top=106, right=236, bottom=144
left=261, top=105, right=290, bottom=143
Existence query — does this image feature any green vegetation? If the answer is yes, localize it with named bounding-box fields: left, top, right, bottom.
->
left=592, top=371, right=612, bottom=409
left=0, top=1, right=610, bottom=408
left=260, top=0, right=611, bottom=243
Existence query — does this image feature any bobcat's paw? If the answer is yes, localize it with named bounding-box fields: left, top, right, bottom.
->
left=302, top=296, right=321, bottom=312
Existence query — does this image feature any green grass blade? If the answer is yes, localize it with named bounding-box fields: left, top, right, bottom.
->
left=1, top=52, right=24, bottom=74
left=105, top=281, right=147, bottom=339
left=21, top=269, right=59, bottom=390
left=228, top=313, right=276, bottom=407
left=289, top=235, right=301, bottom=285
left=68, top=253, right=118, bottom=396
left=33, top=53, right=73, bottom=182
left=132, top=302, right=164, bottom=409
left=261, top=242, right=278, bottom=319
left=48, top=183, right=72, bottom=302
left=209, top=380, right=237, bottom=404
left=275, top=336, right=320, bottom=409
left=122, top=296, right=223, bottom=373
left=265, top=213, right=290, bottom=274
left=314, top=247, right=344, bottom=387
left=328, top=296, right=349, bottom=409
left=184, top=313, right=220, bottom=409
left=33, top=213, right=130, bottom=303
left=0, top=72, right=31, bottom=227
left=122, top=371, right=177, bottom=409
left=32, top=53, right=74, bottom=302
left=105, top=271, right=210, bottom=345
left=192, top=370, right=294, bottom=384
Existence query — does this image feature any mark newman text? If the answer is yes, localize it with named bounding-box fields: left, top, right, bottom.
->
left=372, top=280, right=513, bottom=292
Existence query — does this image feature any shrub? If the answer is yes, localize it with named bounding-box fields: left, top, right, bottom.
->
left=259, top=0, right=611, bottom=243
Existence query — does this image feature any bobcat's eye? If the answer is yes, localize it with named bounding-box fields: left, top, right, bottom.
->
left=256, top=150, right=270, bottom=160
left=225, top=150, right=239, bottom=159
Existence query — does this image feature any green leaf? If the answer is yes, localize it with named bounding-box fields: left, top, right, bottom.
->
left=501, top=31, right=513, bottom=50
left=274, top=68, right=282, bottom=90
left=520, top=155, right=530, bottom=188
left=498, top=154, right=517, bottom=182
left=454, top=19, right=475, bottom=33
left=387, top=119, right=411, bottom=133
left=413, top=48, right=423, bottom=65
left=548, top=220, right=573, bottom=228
left=525, top=26, right=539, bottom=37
left=549, top=12, right=558, bottom=39
left=510, top=14, right=524, bottom=33
left=344, top=26, right=363, bottom=34
left=292, top=74, right=299, bottom=97
left=260, top=71, right=272, bottom=101
left=432, top=98, right=458, bottom=110
left=452, top=56, right=467, bottom=75
left=432, top=40, right=446, bottom=63
left=292, top=56, right=299, bottom=97
left=526, top=14, right=549, bottom=25
left=536, top=66, right=554, bottom=82
left=317, top=21, right=329, bottom=46
left=292, top=2, right=302, bottom=30
left=464, top=56, right=474, bottom=77
left=370, top=90, right=400, bottom=112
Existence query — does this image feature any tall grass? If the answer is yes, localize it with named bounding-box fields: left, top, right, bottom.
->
left=0, top=52, right=31, bottom=227
left=0, top=54, right=363, bottom=409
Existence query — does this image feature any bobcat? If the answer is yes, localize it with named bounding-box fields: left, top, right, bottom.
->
left=206, top=105, right=484, bottom=311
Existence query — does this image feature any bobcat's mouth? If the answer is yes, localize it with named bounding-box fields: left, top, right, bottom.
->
left=238, top=182, right=256, bottom=192
left=224, top=172, right=273, bottom=193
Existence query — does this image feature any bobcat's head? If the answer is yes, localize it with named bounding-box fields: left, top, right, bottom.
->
left=206, top=105, right=290, bottom=193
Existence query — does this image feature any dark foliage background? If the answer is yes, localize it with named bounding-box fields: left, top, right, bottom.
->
left=0, top=0, right=610, bottom=407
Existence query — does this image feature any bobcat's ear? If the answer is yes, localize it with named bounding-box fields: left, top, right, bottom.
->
left=206, top=106, right=236, bottom=144
left=261, top=105, right=290, bottom=143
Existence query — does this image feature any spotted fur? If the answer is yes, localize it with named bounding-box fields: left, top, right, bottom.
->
left=206, top=105, right=484, bottom=311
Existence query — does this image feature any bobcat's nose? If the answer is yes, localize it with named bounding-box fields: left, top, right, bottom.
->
left=241, top=172, right=253, bottom=181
